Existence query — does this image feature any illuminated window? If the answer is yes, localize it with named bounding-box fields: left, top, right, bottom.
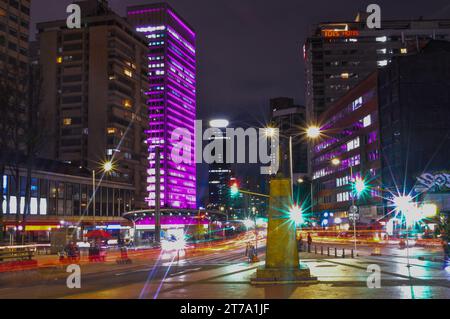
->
left=377, top=60, right=388, bottom=67
left=352, top=97, right=363, bottom=111
left=56, top=56, right=63, bottom=64
left=337, top=192, right=350, bottom=202
left=63, top=118, right=72, bottom=126
left=376, top=36, right=387, bottom=42
left=341, top=73, right=349, bottom=79
left=123, top=99, right=132, bottom=108
left=107, top=127, right=116, bottom=134
left=124, top=69, right=133, bottom=77
left=347, top=137, right=360, bottom=151
left=401, top=48, right=408, bottom=54
left=363, top=115, right=372, bottom=128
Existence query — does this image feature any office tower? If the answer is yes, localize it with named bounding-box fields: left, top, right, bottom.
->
left=304, top=16, right=450, bottom=121
left=270, top=97, right=308, bottom=179
left=127, top=3, right=197, bottom=209
left=37, top=0, right=149, bottom=209
left=311, top=73, right=382, bottom=226
left=207, top=120, right=232, bottom=211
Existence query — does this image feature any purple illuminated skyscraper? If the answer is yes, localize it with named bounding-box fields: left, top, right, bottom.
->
left=127, top=3, right=197, bottom=209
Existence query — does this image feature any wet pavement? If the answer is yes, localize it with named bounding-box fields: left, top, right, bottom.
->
left=0, top=241, right=448, bottom=299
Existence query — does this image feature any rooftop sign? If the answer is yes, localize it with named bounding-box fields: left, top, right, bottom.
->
left=321, top=30, right=360, bottom=38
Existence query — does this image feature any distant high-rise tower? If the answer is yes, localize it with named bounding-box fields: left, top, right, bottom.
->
left=127, top=3, right=197, bottom=209
left=207, top=120, right=232, bottom=211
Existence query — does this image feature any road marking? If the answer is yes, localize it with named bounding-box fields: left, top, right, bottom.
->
left=115, top=268, right=152, bottom=276
left=170, top=267, right=202, bottom=277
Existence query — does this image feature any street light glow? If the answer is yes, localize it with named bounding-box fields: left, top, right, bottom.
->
left=331, top=158, right=341, bottom=166
left=264, top=127, right=277, bottom=138
left=102, top=160, right=114, bottom=173
left=421, top=203, right=438, bottom=218
left=243, top=218, right=254, bottom=229
left=306, top=126, right=321, bottom=139
left=289, top=205, right=304, bottom=226
left=209, top=119, right=229, bottom=128
left=392, top=195, right=419, bottom=227
left=393, top=195, right=414, bottom=213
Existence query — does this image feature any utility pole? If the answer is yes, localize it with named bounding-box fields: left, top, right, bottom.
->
left=155, top=146, right=161, bottom=244
left=92, top=170, right=96, bottom=226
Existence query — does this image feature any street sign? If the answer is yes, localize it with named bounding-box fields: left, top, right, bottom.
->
left=349, top=205, right=358, bottom=214
left=349, top=213, right=360, bottom=221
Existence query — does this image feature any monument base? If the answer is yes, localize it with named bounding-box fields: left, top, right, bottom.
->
left=251, top=263, right=317, bottom=285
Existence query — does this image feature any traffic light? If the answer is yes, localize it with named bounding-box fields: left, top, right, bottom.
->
left=230, top=182, right=239, bottom=197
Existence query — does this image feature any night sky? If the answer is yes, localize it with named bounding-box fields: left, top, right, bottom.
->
left=30, top=0, right=450, bottom=202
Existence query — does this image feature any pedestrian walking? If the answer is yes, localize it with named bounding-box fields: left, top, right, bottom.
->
left=248, top=244, right=255, bottom=263
left=307, top=233, right=313, bottom=252
left=298, top=235, right=303, bottom=252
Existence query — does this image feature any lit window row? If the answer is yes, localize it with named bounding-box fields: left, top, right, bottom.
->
left=149, top=41, right=165, bottom=46
left=347, top=137, right=360, bottom=152
left=147, top=34, right=165, bottom=39
left=149, top=63, right=165, bottom=68
left=336, top=176, right=350, bottom=187
left=337, top=192, right=350, bottom=202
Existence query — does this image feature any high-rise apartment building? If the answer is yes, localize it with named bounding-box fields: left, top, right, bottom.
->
left=37, top=0, right=149, bottom=209
left=0, top=0, right=31, bottom=153
left=127, top=3, right=197, bottom=210
left=305, top=16, right=450, bottom=121
left=0, top=0, right=30, bottom=75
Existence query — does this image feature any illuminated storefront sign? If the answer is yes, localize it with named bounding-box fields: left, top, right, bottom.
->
left=415, top=172, right=450, bottom=193
left=322, top=30, right=360, bottom=38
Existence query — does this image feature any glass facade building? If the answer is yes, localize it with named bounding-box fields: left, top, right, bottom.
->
left=1, top=158, right=134, bottom=234
left=127, top=3, right=197, bottom=210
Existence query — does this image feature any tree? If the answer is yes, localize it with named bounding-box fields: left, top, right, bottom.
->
left=0, top=62, right=45, bottom=244
left=0, top=64, right=27, bottom=243
left=22, top=64, right=45, bottom=242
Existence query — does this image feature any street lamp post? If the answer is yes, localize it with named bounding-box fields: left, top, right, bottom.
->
left=92, top=170, right=96, bottom=225
left=306, top=126, right=321, bottom=223
left=155, top=146, right=161, bottom=244
left=289, top=136, right=294, bottom=196
left=393, top=195, right=415, bottom=268
left=252, top=206, right=258, bottom=253
left=349, top=166, right=357, bottom=255
left=92, top=160, right=114, bottom=227
left=332, top=158, right=358, bottom=256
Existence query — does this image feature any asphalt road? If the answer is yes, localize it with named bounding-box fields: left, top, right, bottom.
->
left=0, top=237, right=448, bottom=299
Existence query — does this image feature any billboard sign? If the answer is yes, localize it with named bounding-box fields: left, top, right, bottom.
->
left=415, top=172, right=450, bottom=193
